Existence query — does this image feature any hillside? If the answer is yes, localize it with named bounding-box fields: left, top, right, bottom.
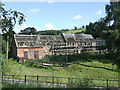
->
left=36, top=29, right=86, bottom=35
left=64, top=29, right=86, bottom=34
left=2, top=53, right=119, bottom=87
left=3, top=59, right=118, bottom=87
left=3, top=59, right=118, bottom=79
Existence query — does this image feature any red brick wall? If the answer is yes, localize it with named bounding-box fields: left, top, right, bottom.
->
left=17, top=45, right=51, bottom=59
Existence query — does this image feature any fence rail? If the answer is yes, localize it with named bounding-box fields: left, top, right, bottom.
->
left=2, top=74, right=120, bottom=88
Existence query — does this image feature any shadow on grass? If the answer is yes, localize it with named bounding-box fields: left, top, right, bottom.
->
left=77, top=63, right=117, bottom=72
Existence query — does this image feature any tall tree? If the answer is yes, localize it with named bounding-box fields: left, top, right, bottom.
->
left=82, top=25, right=85, bottom=29
left=103, top=1, right=120, bottom=51
left=85, top=19, right=107, bottom=39
left=19, top=27, right=37, bottom=35
left=74, top=26, right=77, bottom=30
left=102, top=1, right=120, bottom=67
left=85, top=1, right=120, bottom=67
left=0, top=2, right=26, bottom=55
left=0, top=3, right=26, bottom=34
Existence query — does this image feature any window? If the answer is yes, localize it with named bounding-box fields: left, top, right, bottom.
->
left=34, top=51, right=39, bottom=59
left=43, top=49, right=48, bottom=53
left=30, top=51, right=33, bottom=55
left=24, top=51, right=28, bottom=59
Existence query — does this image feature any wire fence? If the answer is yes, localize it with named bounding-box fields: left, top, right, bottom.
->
left=2, top=74, right=120, bottom=88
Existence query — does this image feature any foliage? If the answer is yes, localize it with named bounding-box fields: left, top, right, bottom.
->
left=19, top=27, right=37, bottom=35
left=41, top=52, right=110, bottom=64
left=103, top=1, right=120, bottom=67
left=85, top=19, right=108, bottom=39
left=36, top=29, right=86, bottom=35
left=2, top=30, right=16, bottom=55
left=37, top=30, right=63, bottom=35
left=0, top=2, right=26, bottom=34
left=85, top=1, right=120, bottom=68
left=101, top=29, right=119, bottom=52
left=74, top=26, right=77, bottom=30
left=2, top=39, right=6, bottom=54
left=1, top=2, right=25, bottom=55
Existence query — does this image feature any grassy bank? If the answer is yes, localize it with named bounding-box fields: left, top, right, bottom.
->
left=2, top=53, right=119, bottom=87
left=3, top=59, right=118, bottom=78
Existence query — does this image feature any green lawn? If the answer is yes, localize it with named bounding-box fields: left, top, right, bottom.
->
left=3, top=59, right=118, bottom=78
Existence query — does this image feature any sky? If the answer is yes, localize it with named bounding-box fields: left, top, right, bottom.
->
left=3, top=1, right=110, bottom=33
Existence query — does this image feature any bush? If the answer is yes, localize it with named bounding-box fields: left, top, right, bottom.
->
left=32, top=64, right=36, bottom=67
left=35, top=65, right=39, bottom=68
left=8, top=58, right=13, bottom=62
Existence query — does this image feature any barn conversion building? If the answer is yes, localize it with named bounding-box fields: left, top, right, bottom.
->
left=11, top=33, right=97, bottom=61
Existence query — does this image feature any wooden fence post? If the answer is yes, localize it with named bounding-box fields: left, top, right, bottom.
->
left=57, top=78, right=58, bottom=87
left=106, top=79, right=108, bottom=88
left=37, top=75, right=39, bottom=82
left=52, top=76, right=54, bottom=85
left=25, top=75, right=26, bottom=84
left=37, top=75, right=39, bottom=85
left=68, top=77, right=70, bottom=87
left=12, top=75, right=14, bottom=84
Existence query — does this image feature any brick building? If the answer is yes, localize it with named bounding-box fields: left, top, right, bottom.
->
left=11, top=33, right=96, bottom=62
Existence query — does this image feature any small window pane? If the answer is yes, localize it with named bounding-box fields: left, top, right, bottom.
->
left=30, top=51, right=33, bottom=55
left=44, top=49, right=48, bottom=53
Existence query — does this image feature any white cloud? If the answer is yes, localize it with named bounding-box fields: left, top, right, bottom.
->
left=45, top=23, right=54, bottom=30
left=48, top=0, right=55, bottom=3
left=96, top=10, right=102, bottom=15
left=28, top=9, right=40, bottom=13
left=14, top=24, right=39, bottom=33
left=15, top=24, right=28, bottom=33
left=71, top=24, right=75, bottom=29
left=73, top=15, right=82, bottom=20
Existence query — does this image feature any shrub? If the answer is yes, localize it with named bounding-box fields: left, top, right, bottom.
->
left=8, top=58, right=13, bottom=62
left=35, top=65, right=39, bottom=68
left=32, top=64, right=36, bottom=67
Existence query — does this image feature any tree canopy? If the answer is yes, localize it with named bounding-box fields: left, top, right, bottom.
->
left=85, top=1, right=120, bottom=67
left=19, top=27, right=37, bottom=35
left=0, top=2, right=26, bottom=54
left=0, top=2, right=26, bottom=34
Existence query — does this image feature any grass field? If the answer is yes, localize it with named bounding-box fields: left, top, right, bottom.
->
left=2, top=54, right=119, bottom=88
left=3, top=59, right=118, bottom=79
left=64, top=29, right=86, bottom=34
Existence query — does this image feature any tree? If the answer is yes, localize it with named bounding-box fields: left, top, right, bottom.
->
left=74, top=26, right=77, bottom=30
left=85, top=19, right=108, bottom=39
left=0, top=2, right=26, bottom=34
left=101, top=1, right=120, bottom=67
left=19, top=27, right=37, bottom=35
left=105, top=1, right=120, bottom=30
left=82, top=25, right=85, bottom=29
left=85, top=1, right=120, bottom=67
left=0, top=2, right=26, bottom=56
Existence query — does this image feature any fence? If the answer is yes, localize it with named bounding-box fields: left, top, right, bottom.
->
left=2, top=74, right=120, bottom=88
